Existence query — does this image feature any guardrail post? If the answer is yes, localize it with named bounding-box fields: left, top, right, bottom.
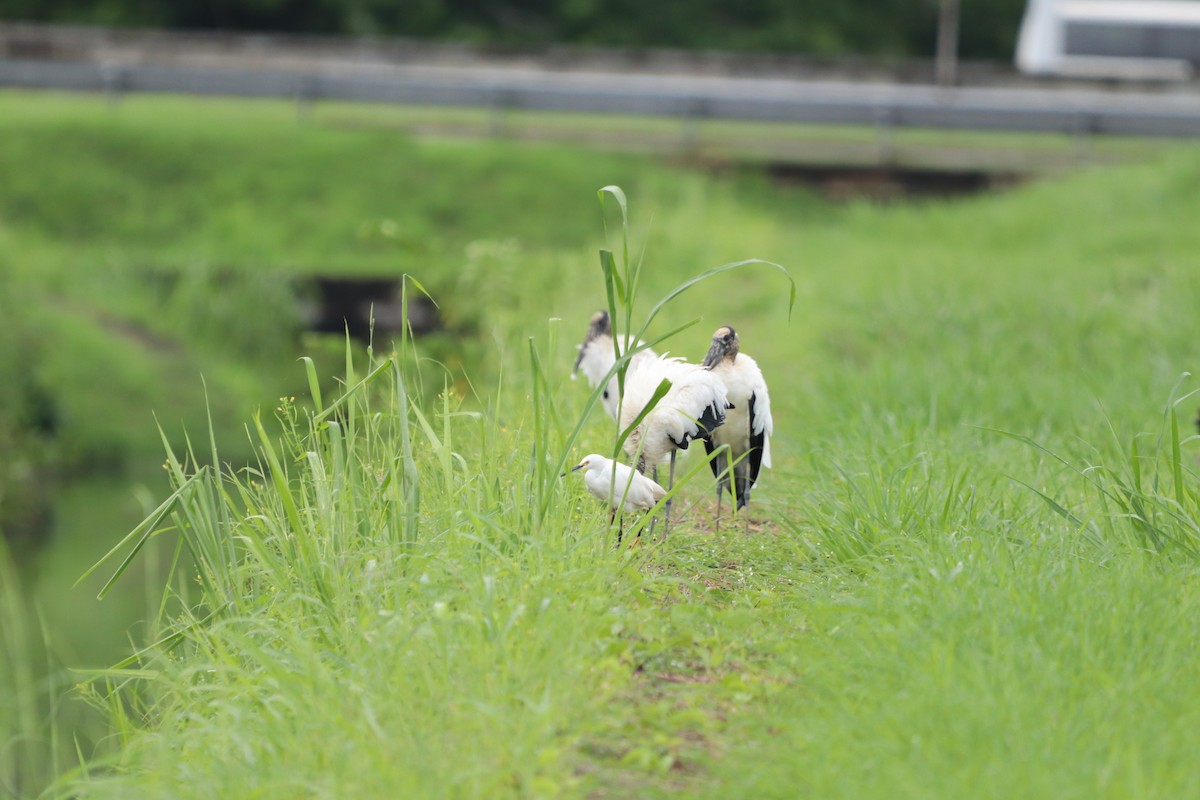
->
left=488, top=89, right=514, bottom=137
left=874, top=106, right=897, bottom=164
left=1072, top=110, right=1097, bottom=161
left=681, top=97, right=708, bottom=154
left=295, top=75, right=318, bottom=123
left=100, top=63, right=125, bottom=107
left=936, top=0, right=961, bottom=87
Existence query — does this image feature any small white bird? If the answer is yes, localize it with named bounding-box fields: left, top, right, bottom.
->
left=572, top=310, right=659, bottom=421
left=619, top=353, right=729, bottom=537
left=701, top=326, right=773, bottom=526
left=570, top=453, right=667, bottom=542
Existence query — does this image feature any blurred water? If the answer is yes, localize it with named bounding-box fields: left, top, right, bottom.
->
left=6, top=470, right=177, bottom=787
left=32, top=472, right=171, bottom=670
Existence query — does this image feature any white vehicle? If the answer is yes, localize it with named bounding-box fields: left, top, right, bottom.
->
left=1016, top=0, right=1200, bottom=79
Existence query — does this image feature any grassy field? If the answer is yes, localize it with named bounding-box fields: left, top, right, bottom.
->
left=3, top=90, right=1200, bottom=798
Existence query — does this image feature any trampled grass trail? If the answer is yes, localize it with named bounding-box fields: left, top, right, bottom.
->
left=5, top=93, right=1200, bottom=798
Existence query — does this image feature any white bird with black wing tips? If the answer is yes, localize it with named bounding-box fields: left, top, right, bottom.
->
left=619, top=352, right=729, bottom=537
left=701, top=325, right=773, bottom=529
left=569, top=453, right=666, bottom=543
left=572, top=310, right=658, bottom=421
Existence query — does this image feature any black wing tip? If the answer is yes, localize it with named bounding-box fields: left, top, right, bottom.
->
left=747, top=391, right=765, bottom=485
left=704, top=438, right=720, bottom=481
left=695, top=401, right=727, bottom=440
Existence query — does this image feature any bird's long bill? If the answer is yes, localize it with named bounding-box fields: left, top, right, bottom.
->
left=571, top=344, right=587, bottom=377
left=570, top=332, right=595, bottom=377
left=572, top=310, right=612, bottom=376
left=570, top=464, right=586, bottom=472
left=702, top=340, right=725, bottom=369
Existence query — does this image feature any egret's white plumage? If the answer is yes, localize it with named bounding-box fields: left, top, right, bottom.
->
left=572, top=310, right=658, bottom=421
left=571, top=454, right=666, bottom=513
left=701, top=326, right=773, bottom=514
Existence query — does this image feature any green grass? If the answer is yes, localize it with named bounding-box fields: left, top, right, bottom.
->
left=0, top=90, right=815, bottom=464
left=3, top=90, right=1200, bottom=798
left=1, top=538, right=59, bottom=800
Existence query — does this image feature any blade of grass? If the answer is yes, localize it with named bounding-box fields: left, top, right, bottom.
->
left=313, top=356, right=392, bottom=426
left=76, top=471, right=204, bottom=599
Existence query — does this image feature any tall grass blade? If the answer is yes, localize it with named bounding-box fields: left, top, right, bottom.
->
left=76, top=472, right=203, bottom=599
left=1009, top=477, right=1088, bottom=529
left=391, top=358, right=420, bottom=543
left=632, top=259, right=795, bottom=345
left=597, top=185, right=630, bottom=282
left=599, top=249, right=625, bottom=303
left=313, top=357, right=391, bottom=426
left=252, top=414, right=304, bottom=538
left=300, top=356, right=324, bottom=413
left=1170, top=407, right=1184, bottom=508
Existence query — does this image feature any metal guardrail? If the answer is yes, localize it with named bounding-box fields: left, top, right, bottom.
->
left=2, top=58, right=1200, bottom=137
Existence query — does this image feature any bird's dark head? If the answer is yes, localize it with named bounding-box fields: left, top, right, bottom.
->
left=702, top=325, right=739, bottom=368
left=589, top=310, right=611, bottom=334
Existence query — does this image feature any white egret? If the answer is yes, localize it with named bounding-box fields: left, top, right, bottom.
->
left=572, top=310, right=658, bottom=421
left=701, top=325, right=773, bottom=529
left=569, top=453, right=666, bottom=543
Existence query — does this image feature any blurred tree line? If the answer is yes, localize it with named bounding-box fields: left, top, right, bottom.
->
left=4, top=0, right=1029, bottom=60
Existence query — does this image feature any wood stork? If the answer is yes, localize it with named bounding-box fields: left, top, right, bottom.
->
left=569, top=453, right=666, bottom=543
left=619, top=353, right=729, bottom=537
left=701, top=325, right=773, bottom=528
left=572, top=309, right=658, bottom=421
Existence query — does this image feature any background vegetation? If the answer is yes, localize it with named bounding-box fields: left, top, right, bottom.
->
left=3, top=89, right=1200, bottom=797
left=1, top=0, right=1029, bottom=61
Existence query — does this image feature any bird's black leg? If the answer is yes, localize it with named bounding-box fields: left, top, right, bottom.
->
left=646, top=467, right=661, bottom=539
left=734, top=462, right=751, bottom=534
left=714, top=449, right=729, bottom=534
left=716, top=486, right=723, bottom=534
left=664, top=451, right=677, bottom=540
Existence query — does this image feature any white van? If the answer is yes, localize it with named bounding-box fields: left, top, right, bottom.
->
left=1016, top=0, right=1200, bottom=79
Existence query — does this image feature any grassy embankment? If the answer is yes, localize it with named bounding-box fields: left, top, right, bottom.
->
left=0, top=89, right=770, bottom=668
left=3, top=90, right=1200, bottom=797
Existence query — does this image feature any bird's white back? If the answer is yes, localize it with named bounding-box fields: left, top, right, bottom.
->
left=577, top=333, right=659, bottom=420
left=620, top=356, right=730, bottom=468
